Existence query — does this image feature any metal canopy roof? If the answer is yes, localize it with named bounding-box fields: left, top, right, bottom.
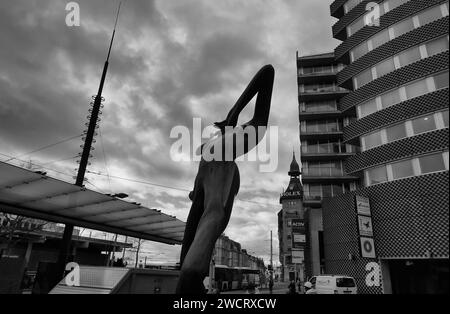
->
left=0, top=161, right=185, bottom=245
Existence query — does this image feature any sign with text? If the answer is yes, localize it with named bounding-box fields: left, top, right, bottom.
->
left=288, top=219, right=305, bottom=232
left=356, top=195, right=371, bottom=216
left=358, top=216, right=374, bottom=237
left=293, top=233, right=306, bottom=243
left=292, top=250, right=304, bottom=264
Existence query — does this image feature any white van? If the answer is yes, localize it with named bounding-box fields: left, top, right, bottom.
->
left=306, top=275, right=357, bottom=294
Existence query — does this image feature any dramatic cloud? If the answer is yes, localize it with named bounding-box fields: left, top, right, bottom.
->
left=0, top=0, right=339, bottom=265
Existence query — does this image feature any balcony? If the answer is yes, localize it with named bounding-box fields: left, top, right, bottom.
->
left=301, top=146, right=359, bottom=161
left=299, top=86, right=349, bottom=102
left=300, top=129, right=344, bottom=140
left=302, top=195, right=322, bottom=207
left=302, top=167, right=360, bottom=183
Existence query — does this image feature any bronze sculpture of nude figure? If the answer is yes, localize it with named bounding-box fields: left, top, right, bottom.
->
left=176, top=65, right=275, bottom=294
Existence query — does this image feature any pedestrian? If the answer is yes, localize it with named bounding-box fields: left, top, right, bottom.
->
left=304, top=282, right=317, bottom=294
left=269, top=279, right=274, bottom=294
left=288, top=280, right=297, bottom=294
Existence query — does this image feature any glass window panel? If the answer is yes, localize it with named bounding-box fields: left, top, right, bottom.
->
left=381, top=89, right=401, bottom=108
left=418, top=6, right=443, bottom=27
left=426, top=37, right=449, bottom=57
left=332, top=184, right=343, bottom=196
left=419, top=153, right=446, bottom=174
left=303, top=67, right=314, bottom=74
left=309, top=185, right=322, bottom=197
left=412, top=114, right=436, bottom=134
left=398, top=46, right=421, bottom=67
left=306, top=121, right=317, bottom=132
left=349, top=17, right=366, bottom=35
left=442, top=110, right=449, bottom=127
left=434, top=71, right=450, bottom=89
left=386, top=123, right=407, bottom=142
left=359, top=99, right=378, bottom=118
left=391, top=159, right=415, bottom=179
left=372, top=30, right=390, bottom=49
left=364, top=131, right=383, bottom=150
left=405, top=79, right=429, bottom=99
left=392, top=18, right=414, bottom=38
left=355, top=69, right=373, bottom=88
left=368, top=165, right=388, bottom=185
left=317, top=121, right=328, bottom=132
left=322, top=185, right=333, bottom=197
left=327, top=120, right=339, bottom=132
left=352, top=42, right=369, bottom=61
left=376, top=58, right=395, bottom=78
left=388, top=0, right=407, bottom=11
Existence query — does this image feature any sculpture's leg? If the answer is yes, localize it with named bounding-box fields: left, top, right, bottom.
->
left=176, top=161, right=240, bottom=294
left=179, top=173, right=205, bottom=267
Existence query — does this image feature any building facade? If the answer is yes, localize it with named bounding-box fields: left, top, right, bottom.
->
left=323, top=0, right=449, bottom=293
left=278, top=153, right=306, bottom=282
left=297, top=52, right=361, bottom=279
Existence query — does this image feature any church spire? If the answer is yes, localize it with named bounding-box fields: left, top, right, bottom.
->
left=288, top=151, right=301, bottom=177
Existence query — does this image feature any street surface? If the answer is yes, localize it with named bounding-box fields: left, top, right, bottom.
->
left=220, top=281, right=303, bottom=295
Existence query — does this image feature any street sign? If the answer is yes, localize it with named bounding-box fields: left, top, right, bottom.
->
left=358, top=216, right=374, bottom=237
left=293, top=233, right=306, bottom=243
left=360, top=237, right=376, bottom=258
left=356, top=195, right=371, bottom=216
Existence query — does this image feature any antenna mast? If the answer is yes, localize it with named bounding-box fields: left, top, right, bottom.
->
left=56, top=2, right=122, bottom=281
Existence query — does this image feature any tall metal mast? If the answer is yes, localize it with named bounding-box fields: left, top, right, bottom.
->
left=56, top=3, right=122, bottom=280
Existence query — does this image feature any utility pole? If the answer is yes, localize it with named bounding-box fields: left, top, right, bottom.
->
left=270, top=230, right=273, bottom=281
left=55, top=3, right=122, bottom=281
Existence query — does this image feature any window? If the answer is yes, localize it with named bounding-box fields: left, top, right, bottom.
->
left=391, top=159, right=415, bottom=179
left=309, top=185, right=321, bottom=197
left=419, top=153, right=446, bottom=174
left=364, top=131, right=383, bottom=150
left=332, top=184, right=343, bottom=196
left=359, top=99, right=378, bottom=118
left=412, top=114, right=436, bottom=134
left=386, top=123, right=407, bottom=142
left=322, top=185, right=332, bottom=197
left=376, top=58, right=395, bottom=78
left=426, top=37, right=449, bottom=57
left=352, top=42, right=369, bottom=61
left=368, top=165, right=388, bottom=185
left=381, top=89, right=401, bottom=108
left=355, top=69, right=373, bottom=89
left=434, top=71, right=449, bottom=90
left=392, top=18, right=414, bottom=38
left=348, top=17, right=366, bottom=36
left=398, top=46, right=421, bottom=67
left=418, top=6, right=443, bottom=26
left=405, top=79, right=429, bottom=99
left=442, top=110, right=449, bottom=127
left=372, top=30, right=390, bottom=50
left=388, top=0, right=408, bottom=11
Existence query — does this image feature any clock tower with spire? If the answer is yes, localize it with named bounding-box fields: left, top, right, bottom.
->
left=277, top=152, right=306, bottom=283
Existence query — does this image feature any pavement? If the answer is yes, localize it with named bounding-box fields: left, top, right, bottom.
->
left=221, top=281, right=303, bottom=295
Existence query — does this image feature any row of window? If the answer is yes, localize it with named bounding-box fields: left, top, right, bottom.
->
left=350, top=2, right=449, bottom=62
left=357, top=70, right=449, bottom=119
left=361, top=109, right=449, bottom=151
left=301, top=119, right=344, bottom=133
left=365, top=151, right=449, bottom=186
left=304, top=161, right=345, bottom=177
left=300, top=100, right=337, bottom=112
left=301, top=140, right=360, bottom=154
left=354, top=35, right=449, bottom=89
left=304, top=183, right=354, bottom=198
left=299, top=64, right=344, bottom=75
left=347, top=0, right=410, bottom=37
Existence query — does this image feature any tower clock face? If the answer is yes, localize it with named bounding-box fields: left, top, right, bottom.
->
left=289, top=184, right=294, bottom=190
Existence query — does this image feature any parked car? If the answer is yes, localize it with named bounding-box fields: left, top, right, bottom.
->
left=304, top=275, right=357, bottom=294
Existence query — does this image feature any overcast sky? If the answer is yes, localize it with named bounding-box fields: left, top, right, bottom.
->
left=0, top=0, right=339, bottom=265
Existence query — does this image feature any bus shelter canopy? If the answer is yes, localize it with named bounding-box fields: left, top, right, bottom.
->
left=0, top=161, right=185, bottom=245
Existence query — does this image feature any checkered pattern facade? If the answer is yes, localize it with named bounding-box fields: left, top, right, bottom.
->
left=322, top=0, right=450, bottom=294
left=322, top=172, right=449, bottom=294
left=345, top=128, right=449, bottom=173
left=343, top=88, right=449, bottom=141
left=334, top=0, right=447, bottom=60
left=337, top=17, right=449, bottom=86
